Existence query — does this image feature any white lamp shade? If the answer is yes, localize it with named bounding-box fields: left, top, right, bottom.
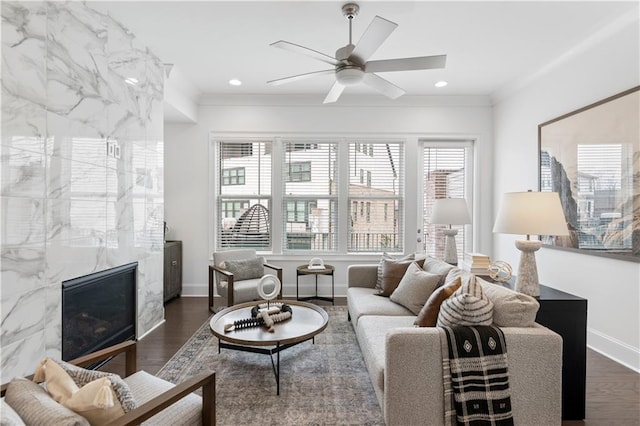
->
left=430, top=198, right=471, bottom=225
left=493, top=191, right=569, bottom=236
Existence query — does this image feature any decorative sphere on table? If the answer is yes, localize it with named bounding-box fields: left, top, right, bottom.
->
left=488, top=261, right=513, bottom=282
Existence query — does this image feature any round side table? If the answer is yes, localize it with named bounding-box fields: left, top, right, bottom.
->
left=296, top=264, right=335, bottom=305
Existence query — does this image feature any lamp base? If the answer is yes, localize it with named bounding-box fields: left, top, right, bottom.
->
left=514, top=240, right=541, bottom=297
left=443, top=229, right=459, bottom=265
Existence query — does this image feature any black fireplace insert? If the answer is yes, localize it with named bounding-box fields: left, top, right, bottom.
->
left=62, top=262, right=137, bottom=361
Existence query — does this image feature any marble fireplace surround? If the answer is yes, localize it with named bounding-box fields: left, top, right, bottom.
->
left=1, top=1, right=165, bottom=381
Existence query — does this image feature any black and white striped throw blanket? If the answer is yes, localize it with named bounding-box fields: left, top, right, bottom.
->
left=438, top=325, right=514, bottom=426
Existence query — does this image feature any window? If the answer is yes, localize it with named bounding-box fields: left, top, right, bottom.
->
left=349, top=142, right=403, bottom=252
left=212, top=137, right=414, bottom=254
left=422, top=142, right=473, bottom=262
left=216, top=141, right=271, bottom=249
left=285, top=162, right=311, bottom=182
left=222, top=167, right=245, bottom=185
left=282, top=141, right=338, bottom=251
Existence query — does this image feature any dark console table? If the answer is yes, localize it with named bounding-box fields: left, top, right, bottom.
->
left=491, top=278, right=587, bottom=420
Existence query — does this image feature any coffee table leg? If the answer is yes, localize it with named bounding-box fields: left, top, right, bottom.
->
left=268, top=343, right=281, bottom=395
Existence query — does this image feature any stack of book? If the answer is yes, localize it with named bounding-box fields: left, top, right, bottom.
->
left=462, top=253, right=491, bottom=275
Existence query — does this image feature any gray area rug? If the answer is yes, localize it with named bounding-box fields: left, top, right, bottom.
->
left=156, top=305, right=384, bottom=425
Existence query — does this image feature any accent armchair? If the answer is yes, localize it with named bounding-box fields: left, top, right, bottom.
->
left=0, top=340, right=215, bottom=425
left=209, top=249, right=283, bottom=312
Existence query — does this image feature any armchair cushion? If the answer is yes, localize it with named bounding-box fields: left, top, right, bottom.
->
left=124, top=371, right=203, bottom=426
left=222, top=256, right=265, bottom=281
left=3, top=378, right=90, bottom=426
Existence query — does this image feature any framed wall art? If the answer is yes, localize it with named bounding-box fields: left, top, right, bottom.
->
left=539, top=86, right=639, bottom=262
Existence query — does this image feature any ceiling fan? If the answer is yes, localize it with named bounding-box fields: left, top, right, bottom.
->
left=267, top=2, right=446, bottom=104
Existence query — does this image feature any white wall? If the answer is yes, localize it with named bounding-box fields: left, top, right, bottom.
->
left=164, top=95, right=494, bottom=298
left=493, top=14, right=640, bottom=370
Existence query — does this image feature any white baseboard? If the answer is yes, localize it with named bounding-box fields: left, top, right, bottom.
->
left=181, top=283, right=346, bottom=298
left=138, top=319, right=166, bottom=340
left=588, top=328, right=640, bottom=373
left=181, top=283, right=209, bottom=297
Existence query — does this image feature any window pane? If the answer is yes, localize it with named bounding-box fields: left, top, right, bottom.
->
left=216, top=141, right=272, bottom=249
left=349, top=142, right=403, bottom=252
left=282, top=141, right=338, bottom=251
left=422, top=146, right=469, bottom=262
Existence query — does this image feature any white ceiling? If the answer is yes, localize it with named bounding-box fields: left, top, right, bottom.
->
left=91, top=1, right=637, bottom=101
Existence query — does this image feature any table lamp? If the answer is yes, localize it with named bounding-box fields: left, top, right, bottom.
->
left=430, top=198, right=471, bottom=265
left=493, top=191, right=568, bottom=296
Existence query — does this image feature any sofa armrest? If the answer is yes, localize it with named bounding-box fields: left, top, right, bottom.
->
left=384, top=324, right=562, bottom=426
left=347, top=264, right=378, bottom=289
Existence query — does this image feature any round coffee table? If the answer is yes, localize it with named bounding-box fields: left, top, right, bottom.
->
left=209, top=300, right=329, bottom=395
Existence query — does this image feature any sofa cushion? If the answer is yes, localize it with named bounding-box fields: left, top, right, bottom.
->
left=437, top=275, right=493, bottom=326
left=222, top=256, right=265, bottom=281
left=4, top=378, right=90, bottom=426
left=421, top=257, right=456, bottom=286
left=347, top=287, right=414, bottom=326
left=355, top=315, right=416, bottom=402
left=124, top=371, right=203, bottom=426
left=376, top=253, right=415, bottom=291
left=478, top=277, right=540, bottom=327
left=378, top=258, right=425, bottom=297
left=390, top=263, right=440, bottom=315
left=414, top=277, right=462, bottom=327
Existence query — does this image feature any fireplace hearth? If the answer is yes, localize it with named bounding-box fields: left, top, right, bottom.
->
left=62, top=263, right=137, bottom=361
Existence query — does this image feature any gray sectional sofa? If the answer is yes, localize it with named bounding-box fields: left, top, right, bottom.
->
left=347, top=260, right=563, bottom=426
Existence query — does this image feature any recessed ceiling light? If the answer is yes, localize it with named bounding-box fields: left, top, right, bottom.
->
left=229, top=78, right=242, bottom=86
left=435, top=81, right=448, bottom=88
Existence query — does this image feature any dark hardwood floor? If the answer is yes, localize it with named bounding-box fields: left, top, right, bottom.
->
left=106, top=297, right=639, bottom=425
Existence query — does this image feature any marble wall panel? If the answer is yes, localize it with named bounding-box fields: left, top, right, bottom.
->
left=0, top=331, right=45, bottom=383
left=0, top=145, right=46, bottom=198
left=1, top=287, right=45, bottom=347
left=1, top=1, right=164, bottom=379
left=0, top=244, right=45, bottom=299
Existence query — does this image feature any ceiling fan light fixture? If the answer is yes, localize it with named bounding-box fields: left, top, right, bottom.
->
left=335, top=66, right=364, bottom=85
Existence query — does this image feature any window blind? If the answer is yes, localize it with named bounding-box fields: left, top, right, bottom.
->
left=422, top=145, right=469, bottom=261
left=348, top=141, right=403, bottom=253
left=216, top=141, right=272, bottom=249
left=282, top=141, right=338, bottom=251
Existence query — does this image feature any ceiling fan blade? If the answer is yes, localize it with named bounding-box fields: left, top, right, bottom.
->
left=365, top=55, right=447, bottom=73
left=270, top=41, right=340, bottom=66
left=323, top=81, right=346, bottom=104
left=349, top=16, right=398, bottom=64
left=362, top=73, right=406, bottom=99
left=267, top=69, right=335, bottom=86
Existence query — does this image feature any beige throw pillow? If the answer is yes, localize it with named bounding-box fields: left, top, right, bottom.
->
left=437, top=275, right=494, bottom=327
left=390, top=262, right=441, bottom=315
left=34, top=358, right=130, bottom=425
left=477, top=277, right=540, bottom=327
left=421, top=257, right=456, bottom=286
left=4, top=378, right=89, bottom=426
